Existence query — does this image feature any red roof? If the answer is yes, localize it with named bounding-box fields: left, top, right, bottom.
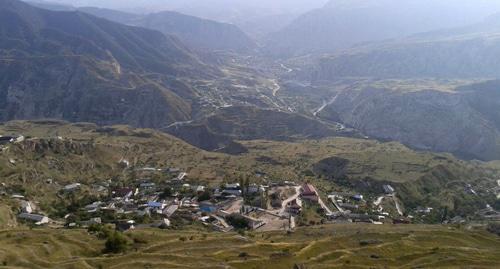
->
left=302, top=184, right=317, bottom=196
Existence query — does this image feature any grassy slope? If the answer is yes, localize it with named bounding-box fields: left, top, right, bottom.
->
left=0, top=120, right=486, bottom=188
left=0, top=224, right=498, bottom=268
left=0, top=120, right=498, bottom=215
left=0, top=120, right=466, bottom=184
left=0, top=204, right=16, bottom=229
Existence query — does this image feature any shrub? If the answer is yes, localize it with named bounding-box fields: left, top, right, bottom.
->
left=487, top=222, right=500, bottom=236
left=103, top=231, right=130, bottom=253
left=198, top=191, right=212, bottom=202
left=238, top=252, right=248, bottom=258
left=226, top=214, right=249, bottom=230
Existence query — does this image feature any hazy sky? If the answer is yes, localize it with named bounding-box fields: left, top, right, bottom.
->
left=47, top=0, right=329, bottom=15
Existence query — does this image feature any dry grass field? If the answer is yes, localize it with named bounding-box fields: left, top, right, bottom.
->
left=0, top=224, right=498, bottom=269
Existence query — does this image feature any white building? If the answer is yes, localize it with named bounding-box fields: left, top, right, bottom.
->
left=20, top=201, right=34, bottom=213
left=63, top=183, right=81, bottom=192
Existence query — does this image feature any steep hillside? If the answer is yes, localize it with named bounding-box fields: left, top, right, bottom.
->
left=76, top=7, right=257, bottom=53
left=0, top=0, right=217, bottom=128
left=315, top=80, right=500, bottom=161
left=165, top=106, right=341, bottom=151
left=310, top=13, right=500, bottom=80
left=313, top=34, right=500, bottom=81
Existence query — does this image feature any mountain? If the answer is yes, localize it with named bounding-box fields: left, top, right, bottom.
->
left=25, top=0, right=73, bottom=11
left=0, top=0, right=218, bottom=128
left=312, top=80, right=500, bottom=161
left=265, top=0, right=500, bottom=57
left=60, top=7, right=257, bottom=53
left=312, top=15, right=500, bottom=81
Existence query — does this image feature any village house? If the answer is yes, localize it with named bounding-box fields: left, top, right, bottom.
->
left=383, top=184, right=395, bottom=194
left=18, top=213, right=49, bottom=225
left=416, top=207, right=433, bottom=214
left=199, top=201, right=218, bottom=213
left=247, top=184, right=264, bottom=195
left=140, top=182, right=156, bottom=190
left=63, top=183, right=81, bottom=192
left=84, top=201, right=103, bottom=213
left=116, top=220, right=135, bottom=231
left=286, top=199, right=302, bottom=215
left=301, top=183, right=319, bottom=202
left=0, top=136, right=16, bottom=145
left=163, top=204, right=179, bottom=217
left=147, top=201, right=166, bottom=213
left=351, top=194, right=364, bottom=201
left=137, top=167, right=158, bottom=172
left=223, top=183, right=242, bottom=196
left=193, top=185, right=205, bottom=193
left=20, top=201, right=34, bottom=213
left=79, top=217, right=102, bottom=227
left=112, top=187, right=135, bottom=199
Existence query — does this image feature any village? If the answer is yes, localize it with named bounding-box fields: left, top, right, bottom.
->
left=1, top=134, right=499, bottom=232
left=4, top=163, right=461, bottom=232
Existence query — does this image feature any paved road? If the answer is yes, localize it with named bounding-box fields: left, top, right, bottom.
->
left=278, top=186, right=301, bottom=216
left=271, top=79, right=281, bottom=97
left=318, top=196, right=333, bottom=215
left=313, top=92, right=340, bottom=117
left=374, top=196, right=385, bottom=206
left=327, top=195, right=344, bottom=213
left=393, top=194, right=404, bottom=216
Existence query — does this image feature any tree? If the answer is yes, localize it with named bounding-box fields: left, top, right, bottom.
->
left=226, top=214, right=249, bottom=230
left=103, top=231, right=130, bottom=253
left=198, top=190, right=212, bottom=202
left=159, top=187, right=172, bottom=200
left=487, top=222, right=500, bottom=236
left=243, top=178, right=250, bottom=196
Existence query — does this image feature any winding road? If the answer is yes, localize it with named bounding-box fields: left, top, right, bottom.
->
left=313, top=92, right=340, bottom=117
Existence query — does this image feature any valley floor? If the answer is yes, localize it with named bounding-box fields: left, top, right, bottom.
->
left=0, top=224, right=498, bottom=269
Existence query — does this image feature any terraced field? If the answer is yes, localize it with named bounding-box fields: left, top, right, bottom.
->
left=0, top=224, right=498, bottom=268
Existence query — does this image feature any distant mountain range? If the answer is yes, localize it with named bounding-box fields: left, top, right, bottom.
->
left=312, top=13, right=500, bottom=81
left=25, top=1, right=257, bottom=53
left=265, top=0, right=500, bottom=57
left=78, top=7, right=257, bottom=53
